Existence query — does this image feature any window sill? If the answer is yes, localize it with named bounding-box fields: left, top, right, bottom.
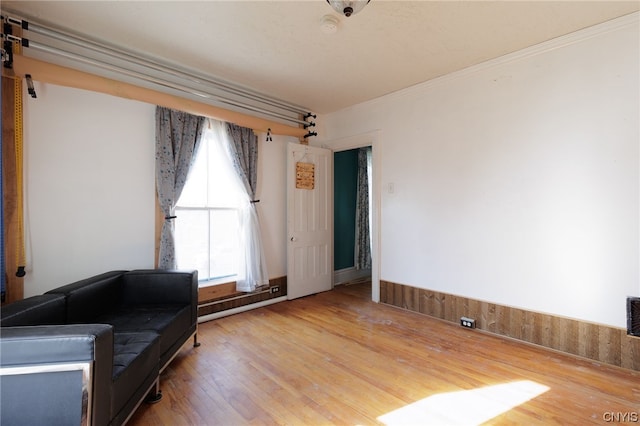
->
left=198, top=277, right=236, bottom=288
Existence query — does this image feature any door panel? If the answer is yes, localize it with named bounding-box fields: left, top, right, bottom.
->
left=287, top=143, right=333, bottom=299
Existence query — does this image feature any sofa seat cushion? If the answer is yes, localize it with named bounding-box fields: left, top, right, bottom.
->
left=98, top=305, right=191, bottom=362
left=112, top=332, right=160, bottom=419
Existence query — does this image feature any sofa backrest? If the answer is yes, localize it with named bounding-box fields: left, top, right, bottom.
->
left=46, top=271, right=127, bottom=323
left=121, top=270, right=196, bottom=305
left=122, top=269, right=198, bottom=324
left=0, top=294, right=67, bottom=327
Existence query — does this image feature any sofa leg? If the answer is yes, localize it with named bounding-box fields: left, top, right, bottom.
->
left=193, top=334, right=201, bottom=347
left=146, top=390, right=162, bottom=404
left=146, top=380, right=163, bottom=404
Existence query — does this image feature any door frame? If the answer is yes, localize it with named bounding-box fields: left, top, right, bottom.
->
left=323, top=130, right=381, bottom=303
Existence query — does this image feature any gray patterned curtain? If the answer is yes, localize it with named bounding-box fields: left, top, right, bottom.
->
left=355, top=147, right=372, bottom=270
left=223, top=122, right=269, bottom=292
left=225, top=124, right=258, bottom=198
left=155, top=107, right=205, bottom=269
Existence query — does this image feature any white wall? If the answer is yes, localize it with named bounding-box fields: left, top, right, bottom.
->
left=320, top=14, right=639, bottom=328
left=23, top=84, right=156, bottom=296
left=23, top=84, right=292, bottom=296
left=256, top=134, right=297, bottom=278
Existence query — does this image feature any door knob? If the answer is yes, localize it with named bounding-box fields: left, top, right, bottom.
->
left=290, top=237, right=297, bottom=242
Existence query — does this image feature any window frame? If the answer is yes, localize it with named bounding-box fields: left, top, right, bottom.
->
left=173, top=127, right=243, bottom=285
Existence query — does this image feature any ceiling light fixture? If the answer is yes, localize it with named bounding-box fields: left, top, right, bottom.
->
left=326, top=0, right=371, bottom=17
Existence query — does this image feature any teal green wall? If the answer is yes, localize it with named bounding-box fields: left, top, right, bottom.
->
left=334, top=149, right=358, bottom=270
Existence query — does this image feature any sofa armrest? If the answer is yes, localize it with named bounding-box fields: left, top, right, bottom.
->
left=0, top=324, right=114, bottom=426
left=122, top=269, right=198, bottom=323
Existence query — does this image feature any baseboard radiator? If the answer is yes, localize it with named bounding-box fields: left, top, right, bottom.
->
left=198, top=277, right=287, bottom=318
left=380, top=280, right=640, bottom=372
left=628, top=297, right=640, bottom=337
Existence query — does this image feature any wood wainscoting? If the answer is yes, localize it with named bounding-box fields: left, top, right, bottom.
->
left=198, top=276, right=287, bottom=318
left=380, top=280, right=640, bottom=371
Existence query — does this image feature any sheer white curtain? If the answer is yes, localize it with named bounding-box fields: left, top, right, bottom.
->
left=211, top=119, right=269, bottom=292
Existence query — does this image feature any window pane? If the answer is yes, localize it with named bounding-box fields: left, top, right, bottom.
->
left=210, top=209, right=239, bottom=279
left=174, top=127, right=242, bottom=283
left=178, top=129, right=242, bottom=209
left=206, top=131, right=244, bottom=207
left=175, top=209, right=210, bottom=278
left=178, top=141, right=208, bottom=207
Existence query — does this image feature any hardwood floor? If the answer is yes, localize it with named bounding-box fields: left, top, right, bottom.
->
left=129, top=283, right=639, bottom=425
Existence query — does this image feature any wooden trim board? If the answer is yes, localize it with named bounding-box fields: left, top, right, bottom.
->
left=9, top=55, right=306, bottom=138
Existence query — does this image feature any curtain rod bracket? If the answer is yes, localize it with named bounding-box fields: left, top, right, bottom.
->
left=15, top=266, right=26, bottom=278
left=2, top=21, right=13, bottom=68
left=2, top=33, right=29, bottom=47
left=303, top=131, right=318, bottom=139
left=1, top=25, right=30, bottom=68
left=25, top=73, right=36, bottom=98
left=8, top=16, right=29, bottom=30
left=1, top=48, right=10, bottom=68
left=303, top=112, right=316, bottom=130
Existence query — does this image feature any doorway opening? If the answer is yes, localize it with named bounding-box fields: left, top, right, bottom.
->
left=328, top=130, right=381, bottom=302
left=334, top=146, right=372, bottom=290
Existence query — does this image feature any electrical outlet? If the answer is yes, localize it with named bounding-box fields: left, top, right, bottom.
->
left=460, top=317, right=476, bottom=329
left=270, top=286, right=280, bottom=294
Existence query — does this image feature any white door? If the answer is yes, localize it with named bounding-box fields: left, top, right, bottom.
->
left=287, top=143, right=333, bottom=299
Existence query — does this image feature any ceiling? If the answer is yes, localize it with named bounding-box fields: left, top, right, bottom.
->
left=3, top=1, right=639, bottom=114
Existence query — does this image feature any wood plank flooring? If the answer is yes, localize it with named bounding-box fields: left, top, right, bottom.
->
left=129, top=283, right=639, bottom=425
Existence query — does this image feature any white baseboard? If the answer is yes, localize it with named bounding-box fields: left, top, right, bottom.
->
left=198, top=296, right=287, bottom=323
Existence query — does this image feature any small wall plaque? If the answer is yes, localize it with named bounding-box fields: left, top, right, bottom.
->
left=296, top=162, right=315, bottom=190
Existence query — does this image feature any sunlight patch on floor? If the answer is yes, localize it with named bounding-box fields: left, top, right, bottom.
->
left=377, top=380, right=550, bottom=425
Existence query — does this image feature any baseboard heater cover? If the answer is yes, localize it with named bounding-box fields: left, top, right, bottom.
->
left=627, top=297, right=640, bottom=337
left=198, top=296, right=287, bottom=323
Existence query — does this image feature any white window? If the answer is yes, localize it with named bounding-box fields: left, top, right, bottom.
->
left=174, top=127, right=243, bottom=282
